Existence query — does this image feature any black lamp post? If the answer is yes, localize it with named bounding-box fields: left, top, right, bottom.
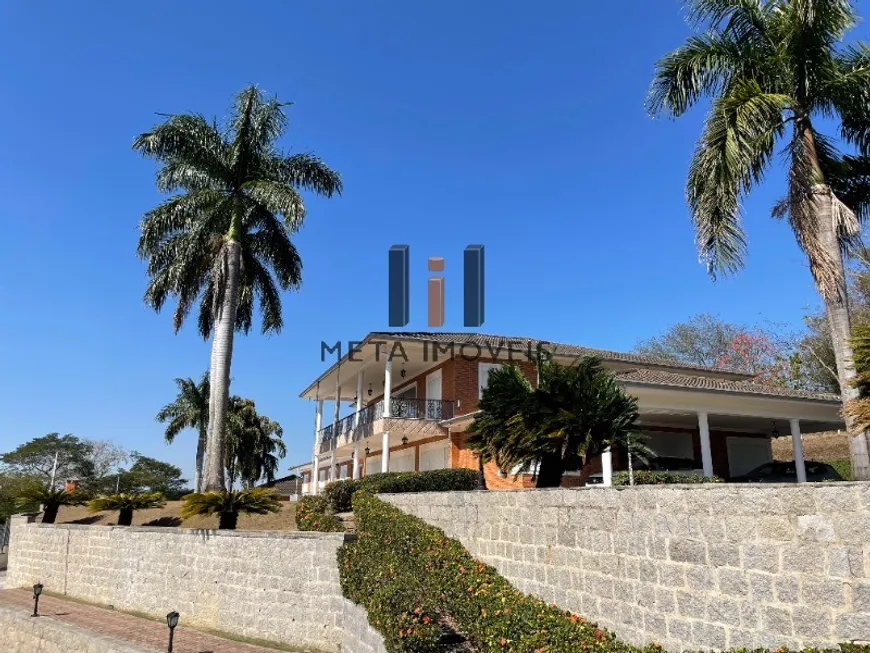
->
left=32, top=583, right=43, bottom=617
left=166, top=611, right=179, bottom=652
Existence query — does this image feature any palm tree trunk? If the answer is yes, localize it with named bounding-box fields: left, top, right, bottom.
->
left=194, top=428, right=206, bottom=493
left=203, top=240, right=242, bottom=491
left=477, top=455, right=488, bottom=490
left=814, top=185, right=870, bottom=480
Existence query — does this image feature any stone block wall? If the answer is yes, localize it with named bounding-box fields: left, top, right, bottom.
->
left=383, top=484, right=870, bottom=650
left=7, top=517, right=385, bottom=653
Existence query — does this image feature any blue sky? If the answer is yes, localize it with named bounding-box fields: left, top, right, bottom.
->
left=1, top=2, right=867, bottom=481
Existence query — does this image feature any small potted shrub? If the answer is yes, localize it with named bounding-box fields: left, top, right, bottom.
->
left=17, top=485, right=85, bottom=524
left=88, top=492, right=166, bottom=526
left=180, top=488, right=281, bottom=530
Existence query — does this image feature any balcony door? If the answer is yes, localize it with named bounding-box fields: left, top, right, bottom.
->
left=426, top=370, right=442, bottom=419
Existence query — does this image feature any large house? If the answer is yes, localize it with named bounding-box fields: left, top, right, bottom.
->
left=294, top=332, right=845, bottom=493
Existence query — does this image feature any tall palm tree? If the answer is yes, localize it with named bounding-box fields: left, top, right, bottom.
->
left=225, top=397, right=286, bottom=489
left=468, top=358, right=640, bottom=488
left=135, top=86, right=341, bottom=490
left=156, top=373, right=209, bottom=492
left=649, top=0, right=870, bottom=478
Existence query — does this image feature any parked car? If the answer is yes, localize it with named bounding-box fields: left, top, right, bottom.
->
left=585, top=456, right=703, bottom=485
left=728, top=461, right=842, bottom=483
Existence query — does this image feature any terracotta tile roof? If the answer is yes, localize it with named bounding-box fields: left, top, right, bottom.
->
left=614, top=368, right=840, bottom=402
left=371, top=331, right=754, bottom=378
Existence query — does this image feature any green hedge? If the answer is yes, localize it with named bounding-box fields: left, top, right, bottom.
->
left=295, top=495, right=343, bottom=532
left=612, top=471, right=722, bottom=486
left=339, top=492, right=646, bottom=653
left=340, top=493, right=870, bottom=653
left=323, top=468, right=478, bottom=513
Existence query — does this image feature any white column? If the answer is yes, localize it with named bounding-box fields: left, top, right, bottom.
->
left=332, top=380, right=341, bottom=481
left=352, top=371, right=363, bottom=480
left=382, top=357, right=392, bottom=473
left=312, top=399, right=323, bottom=494
left=698, top=412, right=714, bottom=477
left=601, top=447, right=613, bottom=487
left=790, top=418, right=807, bottom=483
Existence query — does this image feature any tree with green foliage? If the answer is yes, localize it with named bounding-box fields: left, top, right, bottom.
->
left=649, top=0, right=870, bottom=478
left=1, top=434, right=94, bottom=485
left=156, top=373, right=210, bottom=492
left=468, top=358, right=640, bottom=488
left=120, top=453, right=189, bottom=499
left=224, top=397, right=286, bottom=489
left=135, top=86, right=342, bottom=491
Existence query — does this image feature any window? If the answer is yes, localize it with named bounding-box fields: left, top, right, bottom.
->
left=478, top=363, right=503, bottom=398
left=340, top=465, right=348, bottom=480
left=419, top=442, right=449, bottom=471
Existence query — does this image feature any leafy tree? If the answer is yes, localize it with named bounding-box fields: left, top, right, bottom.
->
left=88, top=492, right=165, bottom=526
left=1, top=434, right=94, bottom=485
left=135, top=86, right=342, bottom=491
left=468, top=358, right=640, bottom=488
left=649, top=0, right=870, bottom=478
left=156, top=373, right=209, bottom=492
left=634, top=313, right=793, bottom=383
left=224, top=397, right=286, bottom=489
left=0, top=473, right=40, bottom=520
left=120, top=453, right=189, bottom=499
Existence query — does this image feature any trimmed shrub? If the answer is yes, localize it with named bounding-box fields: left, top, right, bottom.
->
left=339, top=493, right=638, bottom=653
left=296, top=495, right=343, bottom=532
left=612, top=471, right=722, bottom=486
left=323, top=468, right=478, bottom=513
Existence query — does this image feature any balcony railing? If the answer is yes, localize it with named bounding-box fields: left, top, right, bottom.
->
left=319, top=398, right=454, bottom=441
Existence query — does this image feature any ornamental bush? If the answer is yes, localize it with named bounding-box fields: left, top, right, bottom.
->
left=323, top=468, right=478, bottom=513
left=339, top=492, right=643, bottom=653
left=612, top=471, right=722, bottom=486
left=295, top=495, right=343, bottom=532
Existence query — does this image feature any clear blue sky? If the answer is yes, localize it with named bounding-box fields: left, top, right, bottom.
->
left=1, top=2, right=866, bottom=481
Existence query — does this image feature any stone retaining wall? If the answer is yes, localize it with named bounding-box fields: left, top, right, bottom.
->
left=0, top=604, right=153, bottom=653
left=383, top=484, right=870, bottom=651
left=7, top=516, right=385, bottom=653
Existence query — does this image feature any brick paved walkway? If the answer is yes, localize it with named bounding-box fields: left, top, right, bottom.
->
left=0, top=588, right=308, bottom=652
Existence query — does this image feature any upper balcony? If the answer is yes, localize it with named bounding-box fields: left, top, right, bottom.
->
left=318, top=398, right=454, bottom=454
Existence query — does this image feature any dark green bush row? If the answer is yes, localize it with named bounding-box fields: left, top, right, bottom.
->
left=612, top=470, right=723, bottom=486
left=339, top=492, right=645, bottom=653
left=323, top=468, right=478, bottom=513
left=295, top=495, right=343, bottom=532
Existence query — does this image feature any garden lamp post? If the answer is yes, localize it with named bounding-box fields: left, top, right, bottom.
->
left=32, top=583, right=43, bottom=617
left=166, top=611, right=179, bottom=652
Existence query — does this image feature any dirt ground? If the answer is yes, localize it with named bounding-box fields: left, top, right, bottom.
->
left=771, top=430, right=850, bottom=462
left=52, top=500, right=297, bottom=530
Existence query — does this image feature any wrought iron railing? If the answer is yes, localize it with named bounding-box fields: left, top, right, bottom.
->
left=319, top=399, right=455, bottom=440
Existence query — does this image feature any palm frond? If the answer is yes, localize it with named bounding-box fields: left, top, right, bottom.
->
left=688, top=80, right=789, bottom=278
left=180, top=488, right=281, bottom=518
